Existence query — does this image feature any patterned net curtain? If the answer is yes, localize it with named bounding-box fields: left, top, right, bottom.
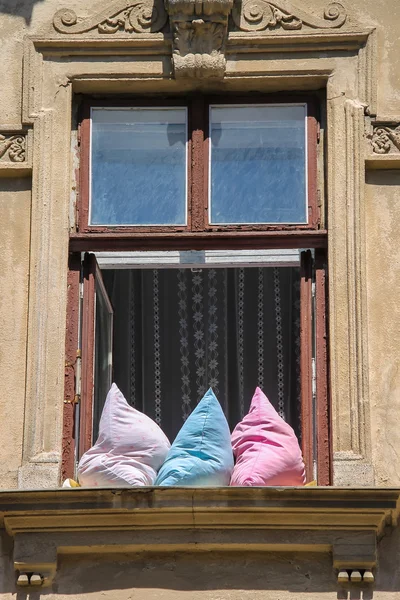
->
left=99, top=267, right=301, bottom=443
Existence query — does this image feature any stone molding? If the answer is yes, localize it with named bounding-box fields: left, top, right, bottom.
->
left=16, top=10, right=378, bottom=487
left=3, top=487, right=399, bottom=587
left=51, top=1, right=349, bottom=79
left=53, top=3, right=168, bottom=35
left=52, top=1, right=348, bottom=36
left=328, top=99, right=373, bottom=484
left=0, top=133, right=26, bottom=163
left=231, top=1, right=347, bottom=32
left=0, top=128, right=32, bottom=176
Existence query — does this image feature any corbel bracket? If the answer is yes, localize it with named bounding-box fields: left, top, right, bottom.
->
left=165, top=0, right=234, bottom=78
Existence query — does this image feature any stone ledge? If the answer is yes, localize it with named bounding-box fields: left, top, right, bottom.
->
left=0, top=164, right=32, bottom=178
left=0, top=488, right=399, bottom=588
left=365, top=154, right=400, bottom=170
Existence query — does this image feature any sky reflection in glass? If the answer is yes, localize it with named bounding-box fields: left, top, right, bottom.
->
left=210, top=105, right=307, bottom=224
left=90, top=108, right=187, bottom=226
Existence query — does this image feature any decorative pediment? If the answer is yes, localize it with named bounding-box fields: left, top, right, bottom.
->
left=52, top=1, right=348, bottom=78
left=53, top=2, right=168, bottom=35
left=231, top=1, right=346, bottom=32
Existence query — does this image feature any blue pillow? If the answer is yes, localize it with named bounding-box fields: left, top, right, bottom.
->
left=155, top=388, right=234, bottom=486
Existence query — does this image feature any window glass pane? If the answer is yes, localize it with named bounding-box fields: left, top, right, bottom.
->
left=99, top=265, right=301, bottom=444
left=90, top=108, right=187, bottom=226
left=210, top=105, right=307, bottom=224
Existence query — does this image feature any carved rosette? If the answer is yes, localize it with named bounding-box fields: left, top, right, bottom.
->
left=166, top=0, right=234, bottom=78
left=0, top=134, right=26, bottom=163
left=370, top=125, right=400, bottom=154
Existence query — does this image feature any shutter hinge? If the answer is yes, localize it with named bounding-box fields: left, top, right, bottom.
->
left=317, top=122, right=321, bottom=143
left=77, top=123, right=81, bottom=146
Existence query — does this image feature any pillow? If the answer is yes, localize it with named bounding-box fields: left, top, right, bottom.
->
left=155, top=388, right=234, bottom=486
left=77, top=384, right=170, bottom=487
left=230, top=387, right=306, bottom=487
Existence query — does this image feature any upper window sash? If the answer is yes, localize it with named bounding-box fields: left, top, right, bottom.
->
left=89, top=106, right=188, bottom=227
left=208, top=103, right=308, bottom=226
left=78, top=96, right=319, bottom=234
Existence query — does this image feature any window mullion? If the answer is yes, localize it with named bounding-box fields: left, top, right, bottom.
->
left=189, top=96, right=207, bottom=231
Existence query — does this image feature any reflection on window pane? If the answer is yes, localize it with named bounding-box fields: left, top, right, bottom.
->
left=90, top=108, right=187, bottom=226
left=210, top=105, right=307, bottom=224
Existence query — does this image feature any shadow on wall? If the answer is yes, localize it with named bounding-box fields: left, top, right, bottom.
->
left=6, top=546, right=400, bottom=600
left=0, top=0, right=45, bottom=24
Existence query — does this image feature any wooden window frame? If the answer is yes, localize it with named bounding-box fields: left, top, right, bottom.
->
left=77, top=94, right=320, bottom=235
left=63, top=93, right=331, bottom=486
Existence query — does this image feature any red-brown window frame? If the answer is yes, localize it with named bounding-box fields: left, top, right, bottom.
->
left=64, top=93, right=331, bottom=485
left=77, top=94, right=320, bottom=235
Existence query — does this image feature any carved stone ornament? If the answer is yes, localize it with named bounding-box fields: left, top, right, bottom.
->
left=0, top=134, right=26, bottom=163
left=166, top=0, right=234, bottom=78
left=370, top=125, right=400, bottom=154
left=232, top=1, right=347, bottom=32
left=52, top=0, right=347, bottom=79
left=53, top=0, right=168, bottom=34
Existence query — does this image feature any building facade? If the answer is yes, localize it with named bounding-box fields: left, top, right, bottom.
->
left=1, top=0, right=400, bottom=597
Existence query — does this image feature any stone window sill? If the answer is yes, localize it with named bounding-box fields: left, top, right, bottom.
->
left=1, top=487, right=399, bottom=588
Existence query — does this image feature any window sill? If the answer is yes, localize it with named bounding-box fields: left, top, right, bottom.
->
left=2, top=487, right=399, bottom=588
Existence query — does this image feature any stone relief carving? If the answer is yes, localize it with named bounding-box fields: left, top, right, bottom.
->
left=52, top=1, right=347, bottom=78
left=0, top=134, right=26, bottom=163
left=232, top=1, right=347, bottom=32
left=53, top=2, right=168, bottom=34
left=166, top=0, right=233, bottom=78
left=370, top=125, right=400, bottom=154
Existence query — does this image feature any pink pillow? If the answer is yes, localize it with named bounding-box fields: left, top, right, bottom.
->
left=230, top=387, right=306, bottom=486
left=77, top=384, right=170, bottom=487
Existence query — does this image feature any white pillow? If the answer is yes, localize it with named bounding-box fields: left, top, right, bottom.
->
left=77, top=384, right=170, bottom=487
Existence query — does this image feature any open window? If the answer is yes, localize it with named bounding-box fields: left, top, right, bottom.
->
left=65, top=94, right=330, bottom=485
left=79, top=253, right=114, bottom=455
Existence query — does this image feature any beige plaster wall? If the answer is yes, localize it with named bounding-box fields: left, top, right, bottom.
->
left=0, top=178, right=30, bottom=489
left=365, top=170, right=400, bottom=486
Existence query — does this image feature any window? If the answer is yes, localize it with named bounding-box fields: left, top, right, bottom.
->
left=66, top=94, right=329, bottom=484
left=78, top=96, right=318, bottom=232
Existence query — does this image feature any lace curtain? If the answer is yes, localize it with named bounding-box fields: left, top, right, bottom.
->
left=98, top=266, right=301, bottom=443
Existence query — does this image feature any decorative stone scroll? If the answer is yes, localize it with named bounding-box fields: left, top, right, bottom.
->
left=53, top=1, right=168, bottom=35
left=370, top=124, right=400, bottom=154
left=52, top=1, right=347, bottom=79
left=0, top=134, right=26, bottom=163
left=232, top=1, right=347, bottom=32
left=166, top=0, right=234, bottom=78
